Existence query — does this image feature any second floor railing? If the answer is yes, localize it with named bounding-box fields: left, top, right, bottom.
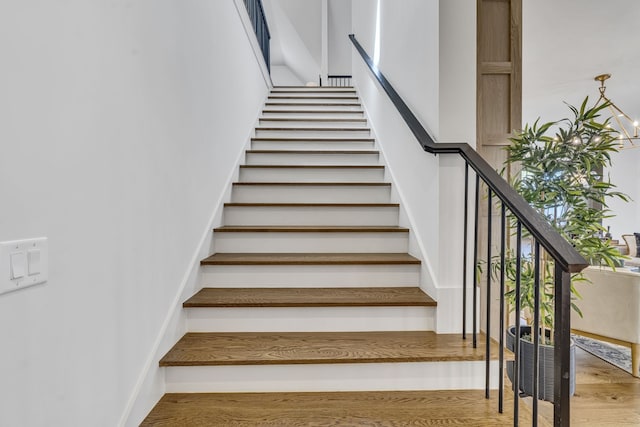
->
left=243, top=0, right=271, bottom=72
left=349, top=33, right=588, bottom=427
left=327, top=75, right=353, bottom=87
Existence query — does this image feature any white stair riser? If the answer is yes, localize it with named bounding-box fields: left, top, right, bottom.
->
left=271, top=88, right=355, bottom=92
left=265, top=104, right=363, bottom=112
left=267, top=97, right=359, bottom=105
left=251, top=140, right=375, bottom=150
left=223, top=206, right=399, bottom=226
left=258, top=120, right=368, bottom=128
left=268, top=92, right=356, bottom=98
left=201, top=264, right=420, bottom=287
left=255, top=130, right=371, bottom=139
left=231, top=185, right=391, bottom=203
left=239, top=167, right=384, bottom=182
left=260, top=112, right=365, bottom=119
left=164, top=361, right=501, bottom=393
left=245, top=152, right=379, bottom=165
left=213, top=232, right=408, bottom=253
left=186, top=306, right=435, bottom=332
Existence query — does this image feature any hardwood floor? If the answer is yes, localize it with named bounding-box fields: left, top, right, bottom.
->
left=524, top=346, right=640, bottom=426
left=145, top=347, right=640, bottom=426
left=141, top=389, right=532, bottom=426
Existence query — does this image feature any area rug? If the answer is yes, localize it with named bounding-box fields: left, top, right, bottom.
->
left=572, top=334, right=632, bottom=374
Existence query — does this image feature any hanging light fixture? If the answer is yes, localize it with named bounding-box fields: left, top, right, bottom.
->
left=594, top=73, right=639, bottom=149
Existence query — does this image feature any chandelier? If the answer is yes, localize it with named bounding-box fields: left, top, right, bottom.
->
left=594, top=73, right=639, bottom=149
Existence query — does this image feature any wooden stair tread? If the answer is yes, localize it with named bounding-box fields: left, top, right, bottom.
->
left=142, top=390, right=531, bottom=426
left=240, top=165, right=383, bottom=169
left=272, top=85, right=355, bottom=88
left=268, top=96, right=359, bottom=100
left=201, top=253, right=421, bottom=266
left=259, top=118, right=367, bottom=122
left=271, top=89, right=356, bottom=92
left=159, top=331, right=503, bottom=366
left=213, top=226, right=408, bottom=233
left=184, top=287, right=434, bottom=308
left=262, top=110, right=364, bottom=114
left=265, top=103, right=361, bottom=107
left=232, top=182, right=390, bottom=186
left=246, top=149, right=378, bottom=154
left=224, top=202, right=399, bottom=207
left=251, top=137, right=373, bottom=142
left=256, top=127, right=369, bottom=132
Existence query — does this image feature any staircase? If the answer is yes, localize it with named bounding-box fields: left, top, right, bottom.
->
left=141, top=86, right=500, bottom=425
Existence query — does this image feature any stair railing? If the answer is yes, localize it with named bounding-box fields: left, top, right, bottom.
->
left=349, top=34, right=588, bottom=427
left=243, top=0, right=271, bottom=72
left=327, top=75, right=353, bottom=87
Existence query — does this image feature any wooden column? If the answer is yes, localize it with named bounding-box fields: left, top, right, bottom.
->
left=476, top=0, right=522, bottom=339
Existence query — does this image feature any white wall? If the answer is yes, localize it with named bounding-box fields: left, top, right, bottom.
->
left=271, top=64, right=304, bottom=86
left=263, top=0, right=321, bottom=85
left=607, top=149, right=640, bottom=239
left=437, top=0, right=476, bottom=333
left=351, top=0, right=441, bottom=311
left=352, top=0, right=478, bottom=333
left=353, top=0, right=439, bottom=139
left=0, top=1, right=269, bottom=426
left=523, top=0, right=640, bottom=241
left=328, top=0, right=352, bottom=75
left=277, top=0, right=323, bottom=68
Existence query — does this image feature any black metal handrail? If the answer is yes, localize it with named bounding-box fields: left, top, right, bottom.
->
left=349, top=33, right=587, bottom=427
left=243, top=0, right=271, bottom=72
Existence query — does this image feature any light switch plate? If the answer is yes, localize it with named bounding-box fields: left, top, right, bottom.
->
left=0, top=238, right=48, bottom=296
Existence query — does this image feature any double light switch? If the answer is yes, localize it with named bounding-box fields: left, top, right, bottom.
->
left=1, top=238, right=48, bottom=296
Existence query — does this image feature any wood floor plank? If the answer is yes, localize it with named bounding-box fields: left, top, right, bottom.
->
left=200, top=253, right=421, bottom=266
left=141, top=389, right=532, bottom=426
left=159, top=331, right=500, bottom=366
left=183, top=287, right=435, bottom=308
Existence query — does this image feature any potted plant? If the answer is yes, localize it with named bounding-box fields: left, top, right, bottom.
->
left=493, top=98, right=628, bottom=401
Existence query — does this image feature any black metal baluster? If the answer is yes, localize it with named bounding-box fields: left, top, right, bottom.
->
left=463, top=162, right=469, bottom=340
left=554, top=264, right=571, bottom=427
left=486, top=189, right=492, bottom=399
left=514, top=221, right=522, bottom=426
left=533, top=241, right=541, bottom=426
left=499, top=204, right=506, bottom=413
left=473, top=174, right=480, bottom=348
